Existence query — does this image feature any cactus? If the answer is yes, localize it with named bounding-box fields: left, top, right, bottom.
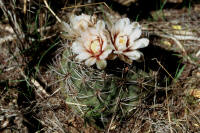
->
left=56, top=45, right=151, bottom=128
left=55, top=13, right=151, bottom=128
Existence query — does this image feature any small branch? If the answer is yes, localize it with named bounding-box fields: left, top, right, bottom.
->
left=62, top=2, right=111, bottom=10
left=65, top=101, right=87, bottom=107
left=165, top=79, right=173, bottom=133
left=43, top=0, right=61, bottom=23
left=31, top=78, right=50, bottom=98
left=196, top=50, right=200, bottom=57
left=19, top=68, right=49, bottom=99
left=23, top=0, right=27, bottom=14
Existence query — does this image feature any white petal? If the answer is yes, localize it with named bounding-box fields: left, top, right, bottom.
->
left=80, top=14, right=91, bottom=21
left=130, top=38, right=149, bottom=50
left=115, top=18, right=130, bottom=33
left=123, top=50, right=142, bottom=60
left=100, top=33, right=108, bottom=51
left=96, top=20, right=105, bottom=31
left=70, top=14, right=91, bottom=31
left=85, top=57, right=96, bottom=66
left=123, top=24, right=134, bottom=35
left=99, top=49, right=112, bottom=60
left=60, top=21, right=71, bottom=32
left=80, top=31, right=96, bottom=49
left=76, top=52, right=91, bottom=62
left=72, top=41, right=85, bottom=54
left=129, top=27, right=142, bottom=42
left=96, top=60, right=107, bottom=69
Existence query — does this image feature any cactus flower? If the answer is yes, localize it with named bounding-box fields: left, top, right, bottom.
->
left=61, top=14, right=96, bottom=39
left=72, top=20, right=112, bottom=69
left=69, top=13, right=96, bottom=32
left=110, top=18, right=149, bottom=64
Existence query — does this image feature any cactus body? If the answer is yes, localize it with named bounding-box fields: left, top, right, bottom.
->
left=57, top=46, right=150, bottom=127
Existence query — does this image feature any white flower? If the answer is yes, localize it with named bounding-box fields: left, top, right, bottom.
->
left=70, top=13, right=96, bottom=32
left=110, top=18, right=149, bottom=64
left=72, top=20, right=112, bottom=69
left=60, top=13, right=96, bottom=39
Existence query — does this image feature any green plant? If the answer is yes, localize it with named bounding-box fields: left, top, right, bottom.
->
left=55, top=44, right=153, bottom=128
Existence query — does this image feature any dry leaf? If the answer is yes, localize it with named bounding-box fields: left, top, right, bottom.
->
left=188, top=89, right=200, bottom=99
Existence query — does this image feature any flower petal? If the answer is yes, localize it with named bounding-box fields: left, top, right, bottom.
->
left=96, top=60, right=107, bottom=69
left=72, top=41, right=85, bottom=54
left=96, top=20, right=105, bottom=31
left=99, top=49, right=112, bottom=60
left=123, top=24, right=134, bottom=35
left=60, top=21, right=71, bottom=33
left=130, top=38, right=149, bottom=50
left=123, top=50, right=142, bottom=60
left=100, top=32, right=108, bottom=51
left=70, top=14, right=91, bottom=31
left=85, top=57, right=96, bottom=66
left=115, top=18, right=130, bottom=33
left=129, top=27, right=142, bottom=43
left=76, top=52, right=91, bottom=62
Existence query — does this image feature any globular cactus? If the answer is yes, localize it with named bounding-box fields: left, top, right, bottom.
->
left=56, top=13, right=150, bottom=127
left=58, top=48, right=149, bottom=127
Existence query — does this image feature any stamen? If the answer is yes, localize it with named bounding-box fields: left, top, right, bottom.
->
left=91, top=40, right=101, bottom=54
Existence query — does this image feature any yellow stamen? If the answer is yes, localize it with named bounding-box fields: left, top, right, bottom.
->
left=119, top=36, right=127, bottom=45
left=91, top=40, right=101, bottom=54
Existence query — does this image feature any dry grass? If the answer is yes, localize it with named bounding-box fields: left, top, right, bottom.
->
left=0, top=0, right=200, bottom=132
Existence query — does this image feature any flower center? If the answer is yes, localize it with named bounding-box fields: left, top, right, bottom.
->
left=118, top=36, right=127, bottom=46
left=91, top=40, right=101, bottom=54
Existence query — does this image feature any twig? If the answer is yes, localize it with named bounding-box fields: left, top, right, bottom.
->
left=62, top=2, right=111, bottom=10
left=152, top=58, right=174, bottom=80
left=43, top=0, right=61, bottom=23
left=31, top=78, right=50, bottom=98
left=23, top=0, right=27, bottom=14
left=154, top=34, right=187, bottom=55
left=171, top=35, right=200, bottom=42
left=19, top=68, right=49, bottom=98
left=165, top=79, right=173, bottom=133
left=196, top=50, right=200, bottom=57
left=65, top=101, right=87, bottom=107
